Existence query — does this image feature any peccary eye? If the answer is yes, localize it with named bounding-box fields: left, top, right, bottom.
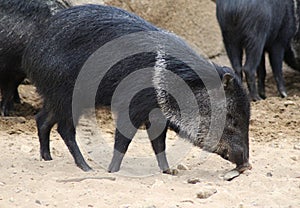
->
left=233, top=119, right=238, bottom=127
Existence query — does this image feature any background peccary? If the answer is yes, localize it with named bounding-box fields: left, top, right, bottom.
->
left=284, top=15, right=300, bottom=71
left=0, top=0, right=71, bottom=116
left=216, top=0, right=298, bottom=101
left=23, top=4, right=251, bottom=174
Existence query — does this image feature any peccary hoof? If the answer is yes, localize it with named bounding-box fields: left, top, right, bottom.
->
left=79, top=164, right=92, bottom=172
left=41, top=152, right=52, bottom=161
left=280, top=91, right=288, bottom=98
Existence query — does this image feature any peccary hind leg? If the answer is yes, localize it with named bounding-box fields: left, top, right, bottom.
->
left=145, top=121, right=177, bottom=175
left=108, top=128, right=136, bottom=173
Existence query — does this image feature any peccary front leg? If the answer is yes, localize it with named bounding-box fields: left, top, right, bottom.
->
left=36, top=109, right=56, bottom=160
left=257, top=54, right=267, bottom=99
left=57, top=119, right=91, bottom=171
left=269, top=43, right=287, bottom=98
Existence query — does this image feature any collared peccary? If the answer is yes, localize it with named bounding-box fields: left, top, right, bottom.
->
left=284, top=20, right=300, bottom=71
left=0, top=0, right=71, bottom=116
left=216, top=0, right=299, bottom=101
left=22, top=4, right=251, bottom=174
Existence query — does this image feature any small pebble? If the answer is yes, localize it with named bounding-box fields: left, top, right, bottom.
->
left=238, top=204, right=244, bottom=208
left=294, top=144, right=300, bottom=150
left=196, top=188, right=217, bottom=199
left=266, top=172, right=273, bottom=177
left=291, top=156, right=298, bottom=161
left=177, top=164, right=188, bottom=170
left=187, top=178, right=201, bottom=184
left=21, top=145, right=33, bottom=153
left=119, top=204, right=131, bottom=208
left=35, top=200, right=41, bottom=205
left=284, top=101, right=295, bottom=107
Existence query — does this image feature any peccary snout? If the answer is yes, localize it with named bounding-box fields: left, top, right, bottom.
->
left=215, top=138, right=251, bottom=172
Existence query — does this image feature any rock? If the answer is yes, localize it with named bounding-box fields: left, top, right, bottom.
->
left=0, top=182, right=6, bottom=186
left=35, top=200, right=42, bottom=205
left=119, top=204, right=131, bottom=208
left=284, top=101, right=295, bottom=107
left=223, top=170, right=240, bottom=181
left=196, top=188, right=217, bottom=199
left=294, top=144, right=300, bottom=150
left=187, top=178, right=201, bottom=184
left=21, top=145, right=33, bottom=153
left=144, top=206, right=156, bottom=208
left=291, top=156, right=298, bottom=161
left=266, top=172, right=273, bottom=177
left=177, top=163, right=188, bottom=170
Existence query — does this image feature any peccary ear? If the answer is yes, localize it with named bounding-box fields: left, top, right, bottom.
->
left=222, top=73, right=234, bottom=90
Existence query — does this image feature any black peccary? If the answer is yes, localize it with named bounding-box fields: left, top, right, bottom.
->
left=22, top=4, right=251, bottom=173
left=0, top=0, right=71, bottom=116
left=216, top=0, right=299, bottom=100
left=284, top=19, right=300, bottom=71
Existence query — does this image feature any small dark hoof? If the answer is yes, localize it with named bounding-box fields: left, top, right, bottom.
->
left=163, top=168, right=179, bottom=175
left=258, top=93, right=266, bottom=100
left=108, top=164, right=120, bottom=173
left=41, top=152, right=52, bottom=161
left=79, top=164, right=92, bottom=172
left=280, top=91, right=288, bottom=98
left=251, top=95, right=262, bottom=102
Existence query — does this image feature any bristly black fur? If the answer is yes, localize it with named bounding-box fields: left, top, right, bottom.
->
left=23, top=4, right=250, bottom=172
left=0, top=0, right=71, bottom=116
left=216, top=0, right=299, bottom=100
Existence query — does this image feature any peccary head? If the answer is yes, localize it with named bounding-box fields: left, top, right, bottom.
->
left=153, top=55, right=250, bottom=170
left=212, top=67, right=251, bottom=170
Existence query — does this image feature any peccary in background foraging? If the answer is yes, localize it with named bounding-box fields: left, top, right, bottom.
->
left=284, top=6, right=300, bottom=71
left=23, top=4, right=251, bottom=174
left=216, top=0, right=299, bottom=100
left=0, top=0, right=71, bottom=116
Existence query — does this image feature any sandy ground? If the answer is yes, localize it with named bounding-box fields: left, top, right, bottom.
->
left=0, top=0, right=300, bottom=208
